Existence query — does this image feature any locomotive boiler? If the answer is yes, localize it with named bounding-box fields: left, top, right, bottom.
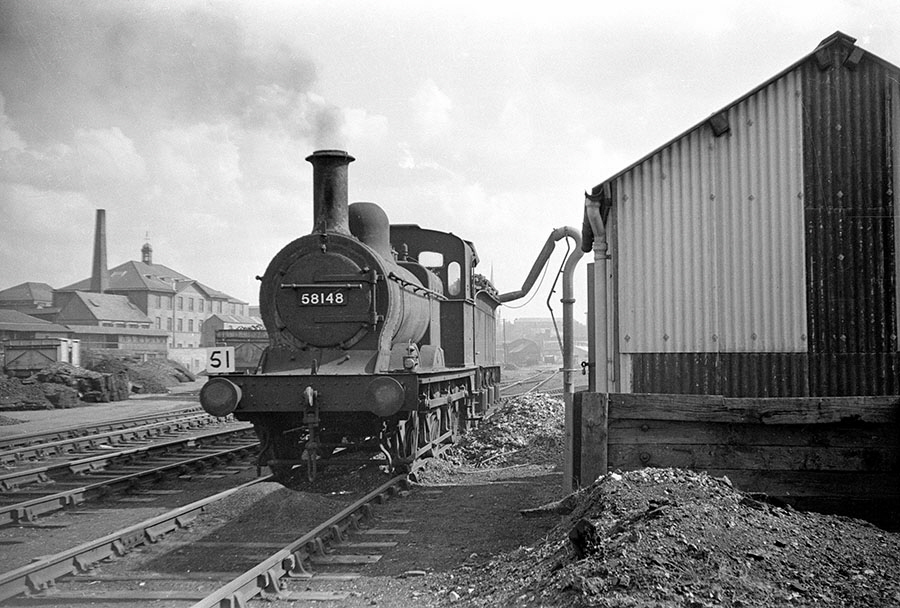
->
left=200, top=150, right=501, bottom=480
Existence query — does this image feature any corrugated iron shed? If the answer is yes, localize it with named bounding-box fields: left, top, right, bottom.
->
left=585, top=32, right=900, bottom=397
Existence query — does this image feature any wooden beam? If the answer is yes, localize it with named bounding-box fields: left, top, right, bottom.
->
left=609, top=393, right=900, bottom=424
left=580, top=392, right=608, bottom=486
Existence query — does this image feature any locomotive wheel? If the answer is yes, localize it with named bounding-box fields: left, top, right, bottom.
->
left=382, top=412, right=419, bottom=471
left=421, top=411, right=441, bottom=456
left=441, top=403, right=460, bottom=444
left=401, top=414, right=420, bottom=460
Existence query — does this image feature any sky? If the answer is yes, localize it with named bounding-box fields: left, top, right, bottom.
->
left=2, top=0, right=899, bottom=324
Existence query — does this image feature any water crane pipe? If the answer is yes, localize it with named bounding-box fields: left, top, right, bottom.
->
left=498, top=226, right=583, bottom=491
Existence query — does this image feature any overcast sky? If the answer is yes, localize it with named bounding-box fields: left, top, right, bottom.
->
left=2, top=0, right=899, bottom=323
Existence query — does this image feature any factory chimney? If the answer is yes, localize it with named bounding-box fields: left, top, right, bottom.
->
left=307, top=149, right=354, bottom=235
left=90, top=209, right=109, bottom=293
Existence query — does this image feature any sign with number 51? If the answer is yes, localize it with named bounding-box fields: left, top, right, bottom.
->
left=207, top=347, right=235, bottom=374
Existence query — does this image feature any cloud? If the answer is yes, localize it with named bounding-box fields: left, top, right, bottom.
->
left=0, top=127, right=146, bottom=193
left=0, top=93, right=24, bottom=151
left=0, top=1, right=326, bottom=141
left=410, top=79, right=453, bottom=138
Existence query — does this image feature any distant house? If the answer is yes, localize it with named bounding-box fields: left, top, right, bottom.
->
left=506, top=338, right=541, bottom=366
left=200, top=313, right=263, bottom=347
left=53, top=291, right=167, bottom=359
left=0, top=309, right=71, bottom=341
left=0, top=282, right=57, bottom=317
left=0, top=309, right=76, bottom=373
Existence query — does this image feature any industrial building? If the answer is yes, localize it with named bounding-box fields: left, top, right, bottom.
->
left=582, top=31, right=900, bottom=397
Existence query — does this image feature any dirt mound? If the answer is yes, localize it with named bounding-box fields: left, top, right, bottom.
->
left=423, top=393, right=900, bottom=607
left=449, top=394, right=564, bottom=467
left=87, top=356, right=194, bottom=394
left=0, top=356, right=195, bottom=413
left=0, top=374, right=51, bottom=410
left=28, top=361, right=129, bottom=403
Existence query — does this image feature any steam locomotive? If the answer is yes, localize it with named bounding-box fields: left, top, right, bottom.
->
left=200, top=150, right=501, bottom=480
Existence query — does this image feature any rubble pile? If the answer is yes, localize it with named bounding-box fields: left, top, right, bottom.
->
left=445, top=467, right=900, bottom=608
left=427, top=391, right=900, bottom=607
left=0, top=374, right=51, bottom=410
left=87, top=356, right=194, bottom=394
left=448, top=393, right=564, bottom=467
left=0, top=357, right=195, bottom=411
left=29, top=361, right=129, bottom=403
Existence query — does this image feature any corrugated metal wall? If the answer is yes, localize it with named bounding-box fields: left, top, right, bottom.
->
left=611, top=35, right=899, bottom=396
left=802, top=38, right=898, bottom=396
left=631, top=352, right=809, bottom=397
left=616, top=69, right=806, bottom=355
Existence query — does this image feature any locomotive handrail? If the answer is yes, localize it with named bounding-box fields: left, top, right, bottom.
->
left=387, top=272, right=447, bottom=300
left=280, top=282, right=365, bottom=289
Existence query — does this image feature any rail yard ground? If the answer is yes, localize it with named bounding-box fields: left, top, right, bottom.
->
left=1, top=367, right=898, bottom=607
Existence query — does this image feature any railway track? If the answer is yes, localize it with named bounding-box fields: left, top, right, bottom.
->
left=0, top=415, right=258, bottom=527
left=0, top=468, right=409, bottom=606
left=0, top=408, right=216, bottom=465
left=500, top=369, right=560, bottom=398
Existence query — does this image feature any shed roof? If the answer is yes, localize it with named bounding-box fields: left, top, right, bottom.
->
left=0, top=282, right=54, bottom=303
left=66, top=292, right=152, bottom=323
left=0, top=309, right=71, bottom=334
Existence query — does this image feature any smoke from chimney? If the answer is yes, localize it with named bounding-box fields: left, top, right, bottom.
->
left=90, top=209, right=109, bottom=293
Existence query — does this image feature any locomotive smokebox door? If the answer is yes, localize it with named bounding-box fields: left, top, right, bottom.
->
left=274, top=250, right=377, bottom=349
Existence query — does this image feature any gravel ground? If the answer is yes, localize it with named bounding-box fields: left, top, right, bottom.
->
left=5, top=370, right=898, bottom=608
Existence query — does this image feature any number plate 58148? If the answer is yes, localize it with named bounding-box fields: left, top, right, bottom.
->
left=299, top=291, right=346, bottom=306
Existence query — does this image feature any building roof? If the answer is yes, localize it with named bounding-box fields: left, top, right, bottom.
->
left=0, top=309, right=71, bottom=334
left=65, top=291, right=152, bottom=323
left=60, top=260, right=190, bottom=293
left=59, top=261, right=246, bottom=304
left=207, top=313, right=263, bottom=326
left=65, top=324, right=169, bottom=337
left=0, top=282, right=54, bottom=303
left=589, top=31, right=900, bottom=196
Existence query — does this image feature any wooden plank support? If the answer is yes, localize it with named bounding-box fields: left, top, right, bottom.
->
left=578, top=392, right=608, bottom=487
left=591, top=391, right=900, bottom=528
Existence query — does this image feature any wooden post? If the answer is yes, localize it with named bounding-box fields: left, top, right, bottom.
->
left=580, top=392, right=608, bottom=486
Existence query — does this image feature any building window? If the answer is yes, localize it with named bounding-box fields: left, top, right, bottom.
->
left=188, top=319, right=194, bottom=332
left=198, top=320, right=202, bottom=330
left=188, top=298, right=194, bottom=311
left=156, top=317, right=161, bottom=328
left=177, top=297, right=183, bottom=310
left=166, top=318, right=172, bottom=330
left=217, top=301, right=222, bottom=313
left=199, top=299, right=204, bottom=312
left=177, top=318, right=183, bottom=331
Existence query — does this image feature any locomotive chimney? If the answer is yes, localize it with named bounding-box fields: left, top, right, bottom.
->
left=307, top=149, right=355, bottom=235
left=90, top=209, right=109, bottom=293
